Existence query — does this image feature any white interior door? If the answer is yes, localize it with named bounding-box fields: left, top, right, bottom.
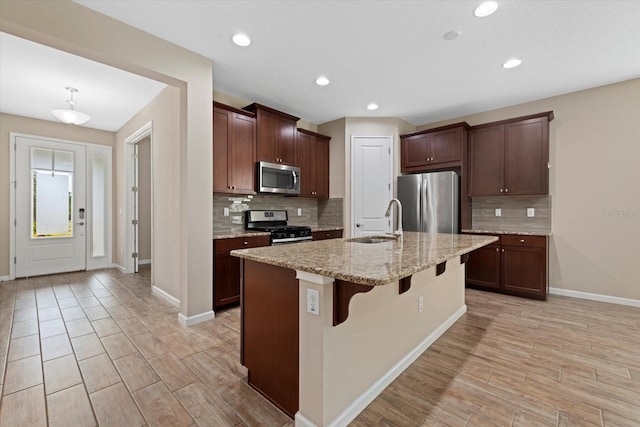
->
left=15, top=136, right=86, bottom=277
left=351, top=136, right=393, bottom=237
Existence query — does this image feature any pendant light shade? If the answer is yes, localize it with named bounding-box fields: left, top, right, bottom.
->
left=52, top=87, right=91, bottom=125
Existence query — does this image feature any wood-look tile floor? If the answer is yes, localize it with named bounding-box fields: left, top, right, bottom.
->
left=1, top=268, right=639, bottom=426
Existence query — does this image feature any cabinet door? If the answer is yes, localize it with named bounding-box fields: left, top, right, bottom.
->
left=213, top=251, right=240, bottom=309
left=257, top=111, right=277, bottom=163
left=296, top=131, right=314, bottom=197
left=431, top=127, right=462, bottom=165
left=502, top=244, right=547, bottom=298
left=504, top=117, right=549, bottom=195
left=277, top=117, right=297, bottom=165
left=229, top=113, right=256, bottom=194
left=213, top=107, right=231, bottom=192
left=314, top=138, right=330, bottom=198
left=465, top=243, right=501, bottom=289
left=401, top=134, right=431, bottom=170
left=469, top=125, right=504, bottom=196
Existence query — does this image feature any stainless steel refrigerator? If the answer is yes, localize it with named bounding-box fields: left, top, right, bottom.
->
left=397, top=171, right=459, bottom=233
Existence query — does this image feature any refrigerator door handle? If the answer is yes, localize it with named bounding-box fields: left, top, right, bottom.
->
left=421, top=175, right=429, bottom=233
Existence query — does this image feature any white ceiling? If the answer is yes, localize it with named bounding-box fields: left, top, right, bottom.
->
left=75, top=0, right=640, bottom=126
left=0, top=32, right=166, bottom=132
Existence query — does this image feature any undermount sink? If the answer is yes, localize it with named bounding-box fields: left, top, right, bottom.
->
left=348, top=236, right=398, bottom=244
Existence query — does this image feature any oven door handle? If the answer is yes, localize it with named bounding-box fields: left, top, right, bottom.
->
left=272, top=236, right=313, bottom=244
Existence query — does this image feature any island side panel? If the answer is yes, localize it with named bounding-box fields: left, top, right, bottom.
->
left=242, top=260, right=299, bottom=418
left=298, top=260, right=466, bottom=425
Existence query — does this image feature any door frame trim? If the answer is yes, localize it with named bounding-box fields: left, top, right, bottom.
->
left=9, top=132, right=113, bottom=280
left=350, top=135, right=394, bottom=238
left=124, top=121, right=153, bottom=274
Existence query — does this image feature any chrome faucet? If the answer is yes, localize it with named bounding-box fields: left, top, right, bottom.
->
left=385, top=198, right=403, bottom=239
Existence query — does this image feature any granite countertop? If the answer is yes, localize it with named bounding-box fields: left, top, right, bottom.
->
left=213, top=230, right=270, bottom=240
left=462, top=229, right=552, bottom=237
left=213, top=226, right=343, bottom=240
left=231, top=232, right=497, bottom=286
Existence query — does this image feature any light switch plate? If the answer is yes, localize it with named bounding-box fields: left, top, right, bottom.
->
left=495, top=208, right=502, bottom=217
left=223, top=207, right=229, bottom=217
left=527, top=208, right=535, bottom=217
left=297, top=208, right=302, bottom=216
left=307, top=288, right=320, bottom=315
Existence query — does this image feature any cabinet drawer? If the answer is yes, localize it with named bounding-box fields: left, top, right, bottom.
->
left=500, top=235, right=546, bottom=248
left=215, top=235, right=270, bottom=252
left=312, top=229, right=343, bottom=240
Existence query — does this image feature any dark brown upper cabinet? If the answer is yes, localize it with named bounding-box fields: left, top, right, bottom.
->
left=400, top=123, right=469, bottom=173
left=243, top=103, right=299, bottom=166
left=468, top=112, right=553, bottom=197
left=296, top=128, right=330, bottom=198
left=213, top=102, right=256, bottom=194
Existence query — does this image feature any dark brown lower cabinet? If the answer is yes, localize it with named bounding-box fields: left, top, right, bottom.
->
left=213, top=235, right=270, bottom=310
left=311, top=229, right=343, bottom=241
left=241, top=260, right=298, bottom=418
left=466, top=234, right=548, bottom=300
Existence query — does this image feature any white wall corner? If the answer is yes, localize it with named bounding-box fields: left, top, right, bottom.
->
left=295, top=412, right=317, bottom=427
left=178, top=310, right=215, bottom=326
left=151, top=285, right=180, bottom=307
left=549, top=287, right=640, bottom=308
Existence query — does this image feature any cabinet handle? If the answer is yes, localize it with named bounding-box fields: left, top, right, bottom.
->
left=520, top=239, right=525, bottom=243
left=496, top=248, right=499, bottom=252
left=243, top=241, right=248, bottom=245
left=501, top=248, right=505, bottom=252
left=500, top=189, right=503, bottom=193
left=505, top=188, right=509, bottom=193
left=430, top=157, right=434, bottom=161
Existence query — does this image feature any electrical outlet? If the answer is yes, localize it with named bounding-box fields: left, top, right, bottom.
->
left=297, top=208, right=302, bottom=216
left=495, top=208, right=502, bottom=217
left=527, top=208, right=535, bottom=217
left=223, top=207, right=229, bottom=217
left=418, top=296, right=424, bottom=313
left=307, top=288, right=320, bottom=315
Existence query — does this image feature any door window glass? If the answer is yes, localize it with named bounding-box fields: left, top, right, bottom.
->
left=31, top=147, right=74, bottom=238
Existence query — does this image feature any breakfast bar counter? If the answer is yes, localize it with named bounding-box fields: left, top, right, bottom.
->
left=231, top=232, right=496, bottom=426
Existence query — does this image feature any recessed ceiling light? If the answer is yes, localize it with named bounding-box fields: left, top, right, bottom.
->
left=367, top=103, right=379, bottom=111
left=474, top=1, right=499, bottom=17
left=232, top=33, right=251, bottom=47
left=502, top=58, right=522, bottom=69
left=315, top=76, right=330, bottom=86
left=444, top=30, right=461, bottom=41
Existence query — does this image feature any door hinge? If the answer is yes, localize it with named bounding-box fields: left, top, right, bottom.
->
left=131, top=186, right=138, bottom=192
left=132, top=219, right=138, bottom=225
left=132, top=252, right=138, bottom=258
left=388, top=183, right=391, bottom=190
left=14, top=219, right=17, bottom=226
left=388, top=148, right=391, bottom=154
left=14, top=257, right=17, bottom=264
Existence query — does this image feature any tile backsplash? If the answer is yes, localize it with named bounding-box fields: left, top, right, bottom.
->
left=213, top=193, right=343, bottom=232
left=472, top=196, right=551, bottom=233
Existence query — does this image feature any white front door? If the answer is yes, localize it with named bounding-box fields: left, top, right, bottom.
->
left=351, top=136, right=393, bottom=237
left=15, top=136, right=87, bottom=277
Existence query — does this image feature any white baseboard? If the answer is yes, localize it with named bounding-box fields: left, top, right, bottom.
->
left=302, top=304, right=467, bottom=427
left=151, top=286, right=180, bottom=307
left=0, top=276, right=10, bottom=282
left=549, top=287, right=640, bottom=308
left=111, top=263, right=126, bottom=273
left=138, top=259, right=152, bottom=265
left=178, top=310, right=215, bottom=326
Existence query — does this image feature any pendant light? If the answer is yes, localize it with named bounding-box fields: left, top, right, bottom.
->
left=52, top=87, right=91, bottom=125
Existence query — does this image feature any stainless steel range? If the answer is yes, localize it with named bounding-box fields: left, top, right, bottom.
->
left=244, top=210, right=312, bottom=245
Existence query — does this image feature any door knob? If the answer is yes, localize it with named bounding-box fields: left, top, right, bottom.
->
left=355, top=223, right=361, bottom=227
left=76, top=221, right=85, bottom=226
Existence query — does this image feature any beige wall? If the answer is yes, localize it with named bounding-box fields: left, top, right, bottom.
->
left=0, top=113, right=115, bottom=278
left=116, top=87, right=180, bottom=299
left=1, top=0, right=213, bottom=319
left=417, top=79, right=640, bottom=300
left=213, top=89, right=318, bottom=133
left=318, top=117, right=416, bottom=237
left=136, top=137, right=151, bottom=262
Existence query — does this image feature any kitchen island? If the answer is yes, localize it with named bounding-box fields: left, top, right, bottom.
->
left=231, top=232, right=497, bottom=426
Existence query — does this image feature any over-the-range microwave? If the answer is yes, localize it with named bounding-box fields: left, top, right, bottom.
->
left=258, top=161, right=300, bottom=195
